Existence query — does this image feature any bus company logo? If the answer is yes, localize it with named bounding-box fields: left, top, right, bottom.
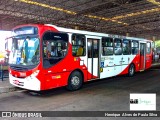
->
left=130, top=94, right=156, bottom=111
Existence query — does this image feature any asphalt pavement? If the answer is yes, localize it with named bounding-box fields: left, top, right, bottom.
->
left=0, top=62, right=160, bottom=94
left=0, top=63, right=160, bottom=120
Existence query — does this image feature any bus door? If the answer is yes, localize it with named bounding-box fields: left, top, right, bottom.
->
left=87, top=38, right=100, bottom=80
left=139, top=43, right=146, bottom=70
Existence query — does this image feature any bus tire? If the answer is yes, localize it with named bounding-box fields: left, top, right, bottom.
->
left=128, top=64, right=135, bottom=77
left=66, top=71, right=83, bottom=91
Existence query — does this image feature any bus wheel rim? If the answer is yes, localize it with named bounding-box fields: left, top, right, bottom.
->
left=71, top=76, right=80, bottom=86
left=130, top=66, right=134, bottom=75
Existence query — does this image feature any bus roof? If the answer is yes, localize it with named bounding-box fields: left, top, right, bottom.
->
left=46, top=24, right=151, bottom=42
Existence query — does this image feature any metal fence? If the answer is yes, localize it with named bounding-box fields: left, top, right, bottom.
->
left=0, top=62, right=9, bottom=81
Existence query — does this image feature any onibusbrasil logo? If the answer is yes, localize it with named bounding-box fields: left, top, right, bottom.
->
left=130, top=94, right=156, bottom=111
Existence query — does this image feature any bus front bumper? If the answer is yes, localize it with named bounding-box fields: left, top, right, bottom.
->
left=9, top=73, right=41, bottom=91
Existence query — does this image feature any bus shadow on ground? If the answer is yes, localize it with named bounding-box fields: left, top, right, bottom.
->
left=23, top=65, right=160, bottom=97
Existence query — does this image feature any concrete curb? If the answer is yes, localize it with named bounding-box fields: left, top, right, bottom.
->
left=0, top=86, right=17, bottom=94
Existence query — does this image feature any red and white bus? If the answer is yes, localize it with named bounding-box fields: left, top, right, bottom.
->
left=6, top=24, right=153, bottom=91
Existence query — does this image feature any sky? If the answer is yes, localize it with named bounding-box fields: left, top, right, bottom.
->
left=0, top=30, right=11, bottom=52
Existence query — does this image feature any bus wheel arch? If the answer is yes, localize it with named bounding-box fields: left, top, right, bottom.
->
left=128, top=63, right=135, bottom=77
left=66, top=69, right=84, bottom=91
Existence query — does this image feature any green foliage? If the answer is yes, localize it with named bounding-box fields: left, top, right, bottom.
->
left=155, top=40, right=160, bottom=48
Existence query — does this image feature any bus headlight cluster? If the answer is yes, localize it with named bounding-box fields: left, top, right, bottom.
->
left=30, top=70, right=40, bottom=78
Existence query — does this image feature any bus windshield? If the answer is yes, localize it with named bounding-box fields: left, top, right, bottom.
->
left=9, top=36, right=40, bottom=66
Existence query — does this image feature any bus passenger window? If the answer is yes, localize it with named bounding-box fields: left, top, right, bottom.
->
left=132, top=41, right=139, bottom=55
left=114, top=38, right=122, bottom=55
left=72, top=34, right=86, bottom=56
left=146, top=42, right=151, bottom=54
left=42, top=32, right=68, bottom=68
left=102, top=37, right=113, bottom=56
left=123, top=39, right=131, bottom=55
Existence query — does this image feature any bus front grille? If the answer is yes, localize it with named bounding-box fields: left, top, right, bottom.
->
left=10, top=66, right=28, bottom=72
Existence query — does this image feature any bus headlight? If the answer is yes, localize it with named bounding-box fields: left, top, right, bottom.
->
left=31, top=70, right=40, bottom=77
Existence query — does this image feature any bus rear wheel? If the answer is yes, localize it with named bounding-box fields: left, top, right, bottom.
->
left=66, top=71, right=83, bottom=91
left=128, top=64, right=135, bottom=77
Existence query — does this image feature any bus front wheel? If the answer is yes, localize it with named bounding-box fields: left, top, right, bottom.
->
left=128, top=64, right=135, bottom=77
left=66, top=71, right=83, bottom=91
